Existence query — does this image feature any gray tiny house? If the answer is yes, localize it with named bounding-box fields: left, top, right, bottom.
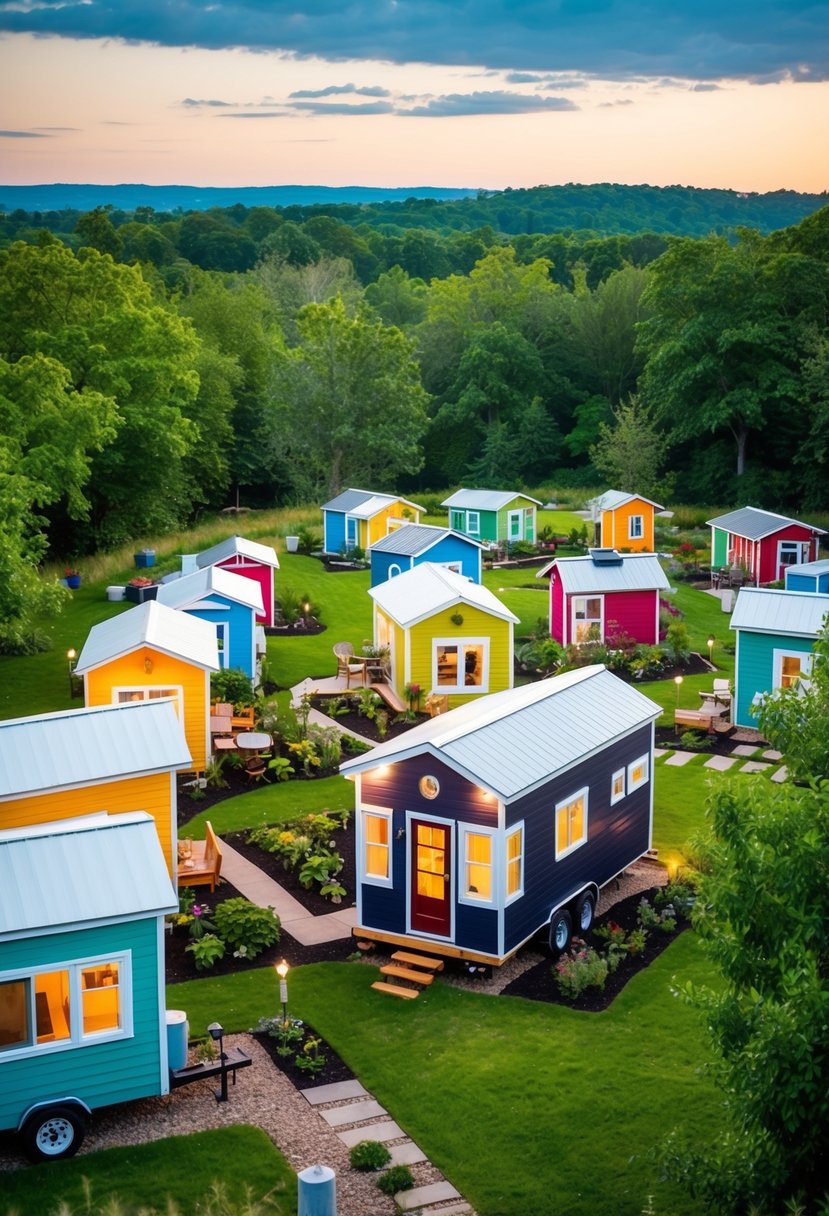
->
left=341, top=665, right=661, bottom=964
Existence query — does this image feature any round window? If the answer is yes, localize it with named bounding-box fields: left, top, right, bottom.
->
left=419, top=775, right=440, bottom=800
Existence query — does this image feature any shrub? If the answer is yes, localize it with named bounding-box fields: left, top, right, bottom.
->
left=210, top=667, right=254, bottom=708
left=298, top=849, right=343, bottom=890
left=554, top=942, right=609, bottom=999
left=294, top=1035, right=327, bottom=1074
left=377, top=1165, right=415, bottom=1196
left=213, top=898, right=281, bottom=959
left=254, top=1014, right=305, bottom=1056
left=186, top=933, right=226, bottom=971
left=678, top=729, right=713, bottom=752
left=664, top=620, right=691, bottom=664
left=349, top=1140, right=392, bottom=1172
left=637, top=896, right=677, bottom=933
left=204, top=755, right=230, bottom=789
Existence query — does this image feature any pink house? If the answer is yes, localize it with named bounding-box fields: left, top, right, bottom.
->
left=196, top=535, right=279, bottom=627
left=707, top=507, right=825, bottom=586
left=537, top=549, right=670, bottom=646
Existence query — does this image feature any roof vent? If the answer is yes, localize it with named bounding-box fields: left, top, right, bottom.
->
left=589, top=548, right=623, bottom=566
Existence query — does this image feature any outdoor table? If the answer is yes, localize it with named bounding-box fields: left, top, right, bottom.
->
left=235, top=731, right=272, bottom=754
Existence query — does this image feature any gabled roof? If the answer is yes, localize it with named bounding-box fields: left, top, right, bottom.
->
left=156, top=564, right=263, bottom=614
left=730, top=588, right=829, bottom=638
left=321, top=488, right=424, bottom=518
left=0, top=813, right=177, bottom=939
left=707, top=506, right=826, bottom=541
left=369, top=524, right=484, bottom=557
left=74, top=599, right=220, bottom=674
left=340, top=665, right=661, bottom=802
left=196, top=534, right=280, bottom=570
left=0, top=698, right=190, bottom=799
left=369, top=562, right=518, bottom=629
left=590, top=489, right=664, bottom=513
left=441, top=488, right=542, bottom=511
left=536, top=551, right=670, bottom=594
left=787, top=558, right=829, bottom=577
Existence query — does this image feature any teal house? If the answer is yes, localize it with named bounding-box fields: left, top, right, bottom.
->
left=0, top=812, right=177, bottom=1160
left=730, top=588, right=829, bottom=727
left=442, top=489, right=541, bottom=546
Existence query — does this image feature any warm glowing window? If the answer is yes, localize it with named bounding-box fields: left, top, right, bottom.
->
left=0, top=980, right=30, bottom=1051
left=416, top=823, right=446, bottom=900
left=364, top=812, right=390, bottom=881
left=611, top=768, right=626, bottom=806
left=0, top=958, right=129, bottom=1058
left=572, top=597, right=603, bottom=644
left=36, top=970, right=71, bottom=1042
left=463, top=832, right=492, bottom=901
left=629, top=515, right=644, bottom=539
left=435, top=641, right=486, bottom=691
left=627, top=755, right=650, bottom=792
left=506, top=826, right=524, bottom=900
left=773, top=649, right=813, bottom=691
left=115, top=687, right=182, bottom=716
left=555, top=789, right=588, bottom=859
left=81, top=964, right=121, bottom=1036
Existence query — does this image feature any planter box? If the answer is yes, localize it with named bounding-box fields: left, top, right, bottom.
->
left=125, top=583, right=158, bottom=604
left=285, top=536, right=299, bottom=553
left=134, top=551, right=156, bottom=569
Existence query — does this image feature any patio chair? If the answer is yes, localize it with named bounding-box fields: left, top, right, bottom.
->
left=244, top=757, right=267, bottom=783
left=333, top=642, right=366, bottom=687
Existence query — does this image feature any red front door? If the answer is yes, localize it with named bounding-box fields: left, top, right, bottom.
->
left=410, top=819, right=452, bottom=937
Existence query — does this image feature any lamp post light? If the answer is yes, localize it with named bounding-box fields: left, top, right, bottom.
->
left=67, top=649, right=77, bottom=697
left=674, top=674, right=684, bottom=707
left=207, top=1021, right=228, bottom=1103
left=276, top=959, right=289, bottom=1029
left=707, top=634, right=715, bottom=665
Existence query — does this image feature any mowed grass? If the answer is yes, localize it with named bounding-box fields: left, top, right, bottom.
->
left=0, top=1125, right=297, bottom=1216
left=183, top=773, right=354, bottom=839
left=170, top=935, right=721, bottom=1216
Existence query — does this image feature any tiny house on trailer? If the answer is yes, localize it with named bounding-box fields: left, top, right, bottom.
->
left=340, top=665, right=661, bottom=965
left=0, top=812, right=177, bottom=1161
left=537, top=549, right=670, bottom=646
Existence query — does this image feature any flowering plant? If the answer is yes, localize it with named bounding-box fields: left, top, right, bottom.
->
left=404, top=682, right=422, bottom=709
left=65, top=566, right=80, bottom=578
left=128, top=576, right=154, bottom=588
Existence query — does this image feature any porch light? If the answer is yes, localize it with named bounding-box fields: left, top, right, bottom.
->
left=674, top=674, right=683, bottom=706
left=275, top=960, right=289, bottom=1028
left=67, top=648, right=77, bottom=669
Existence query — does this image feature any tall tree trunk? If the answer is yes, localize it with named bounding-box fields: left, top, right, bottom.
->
left=329, top=449, right=343, bottom=498
left=732, top=422, right=748, bottom=477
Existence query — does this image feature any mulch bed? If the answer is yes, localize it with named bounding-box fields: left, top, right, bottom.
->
left=265, top=620, right=326, bottom=636
left=654, top=724, right=737, bottom=757
left=309, top=695, right=427, bottom=744
left=226, top=824, right=356, bottom=920
left=252, top=1027, right=355, bottom=1091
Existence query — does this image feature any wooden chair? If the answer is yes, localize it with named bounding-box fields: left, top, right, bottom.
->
left=244, top=757, right=267, bottom=783
left=333, top=642, right=366, bottom=687
left=231, top=705, right=255, bottom=731
left=177, top=821, right=222, bottom=892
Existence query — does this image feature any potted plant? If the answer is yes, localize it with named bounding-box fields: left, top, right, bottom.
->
left=125, top=575, right=158, bottom=604
left=64, top=567, right=81, bottom=590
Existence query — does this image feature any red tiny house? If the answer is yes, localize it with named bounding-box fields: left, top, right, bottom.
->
left=707, top=508, right=825, bottom=586
left=195, top=536, right=280, bottom=627
left=539, top=551, right=670, bottom=647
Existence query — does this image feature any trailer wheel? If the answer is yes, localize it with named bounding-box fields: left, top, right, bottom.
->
left=22, top=1105, right=86, bottom=1162
left=549, top=908, right=572, bottom=955
left=574, top=891, right=596, bottom=934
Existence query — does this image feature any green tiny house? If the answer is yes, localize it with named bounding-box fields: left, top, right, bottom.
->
left=442, top=489, right=541, bottom=546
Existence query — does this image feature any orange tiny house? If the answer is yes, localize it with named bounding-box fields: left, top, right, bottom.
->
left=590, top=490, right=663, bottom=553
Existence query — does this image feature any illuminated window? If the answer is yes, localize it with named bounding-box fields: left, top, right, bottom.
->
left=434, top=640, right=488, bottom=693
left=115, top=687, right=183, bottom=717
left=611, top=768, right=626, bottom=805
left=362, top=808, right=392, bottom=886
left=0, top=980, right=30, bottom=1051
left=773, top=649, right=813, bottom=690
left=506, top=825, right=524, bottom=901
left=627, top=754, right=650, bottom=792
left=0, top=957, right=130, bottom=1059
left=629, top=515, right=644, bottom=539
left=81, top=964, right=121, bottom=1036
left=555, top=788, right=588, bottom=859
left=462, top=831, right=493, bottom=902
left=572, top=597, right=603, bottom=644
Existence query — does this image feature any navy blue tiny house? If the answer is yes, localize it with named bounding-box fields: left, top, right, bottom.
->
left=369, top=524, right=484, bottom=588
left=340, top=665, right=661, bottom=964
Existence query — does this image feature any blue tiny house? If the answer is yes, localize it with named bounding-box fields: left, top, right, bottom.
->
left=369, top=524, right=484, bottom=587
left=156, top=565, right=263, bottom=681
left=321, top=488, right=425, bottom=555
left=731, top=588, right=829, bottom=727
left=340, top=666, right=661, bottom=964
left=0, top=812, right=177, bottom=1160
left=784, top=558, right=829, bottom=594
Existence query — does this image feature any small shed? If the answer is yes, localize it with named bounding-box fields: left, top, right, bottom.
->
left=784, top=558, right=829, bottom=594
left=0, top=812, right=177, bottom=1146
left=537, top=549, right=670, bottom=646
left=195, top=536, right=279, bottom=627
left=369, top=563, right=519, bottom=709
left=707, top=507, right=825, bottom=586
left=588, top=490, right=664, bottom=553
left=730, top=587, right=829, bottom=726
left=321, top=489, right=425, bottom=555
left=74, top=600, right=219, bottom=773
left=340, top=665, right=661, bottom=964
left=441, top=489, right=541, bottom=546
left=156, top=565, right=263, bottom=681
left=369, top=524, right=484, bottom=587
left=0, top=699, right=190, bottom=875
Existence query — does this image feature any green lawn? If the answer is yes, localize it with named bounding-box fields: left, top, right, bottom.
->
left=0, top=1126, right=296, bottom=1216
left=170, top=935, right=721, bottom=1216
left=184, top=773, right=353, bottom=838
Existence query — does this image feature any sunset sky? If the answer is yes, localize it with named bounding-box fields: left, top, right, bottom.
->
left=1, top=1, right=827, bottom=192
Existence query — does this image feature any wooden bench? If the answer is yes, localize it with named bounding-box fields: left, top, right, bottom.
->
left=674, top=708, right=723, bottom=734
left=177, top=821, right=222, bottom=892
left=371, top=683, right=407, bottom=714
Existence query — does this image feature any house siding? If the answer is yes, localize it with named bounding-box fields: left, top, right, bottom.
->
left=601, top=500, right=654, bottom=553
left=85, top=650, right=208, bottom=772
left=0, top=773, right=176, bottom=875
left=550, top=571, right=565, bottom=643
left=787, top=570, right=829, bottom=593
left=734, top=630, right=816, bottom=726
left=712, top=527, right=729, bottom=569
left=496, top=498, right=537, bottom=544
left=0, top=917, right=165, bottom=1133
left=366, top=503, right=421, bottom=547
left=215, top=557, right=273, bottom=626
left=370, top=552, right=413, bottom=587
left=323, top=511, right=347, bottom=555
left=600, top=590, right=659, bottom=645
left=406, top=605, right=513, bottom=708
left=183, top=598, right=255, bottom=680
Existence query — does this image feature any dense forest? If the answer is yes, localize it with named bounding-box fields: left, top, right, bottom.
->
left=2, top=191, right=828, bottom=649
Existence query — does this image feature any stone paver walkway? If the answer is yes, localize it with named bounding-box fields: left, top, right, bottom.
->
left=741, top=760, right=771, bottom=773
left=732, top=743, right=758, bottom=756
left=664, top=750, right=696, bottom=766
left=704, top=755, right=738, bottom=771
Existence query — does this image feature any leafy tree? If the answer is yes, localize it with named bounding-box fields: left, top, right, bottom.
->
left=364, top=266, right=427, bottom=329
left=589, top=395, right=670, bottom=499
left=75, top=207, right=123, bottom=259
left=752, top=622, right=829, bottom=784
left=570, top=264, right=648, bottom=405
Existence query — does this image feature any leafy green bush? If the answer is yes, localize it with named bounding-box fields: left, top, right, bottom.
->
left=664, top=619, right=691, bottom=664
left=637, top=896, right=677, bottom=933
left=294, top=1035, right=326, bottom=1074
left=186, top=933, right=226, bottom=970
left=298, top=849, right=344, bottom=890
left=678, top=729, right=713, bottom=752
left=553, top=942, right=609, bottom=999
left=349, top=1141, right=392, bottom=1172
left=213, top=898, right=281, bottom=959
left=210, top=668, right=254, bottom=707
left=377, top=1165, right=415, bottom=1195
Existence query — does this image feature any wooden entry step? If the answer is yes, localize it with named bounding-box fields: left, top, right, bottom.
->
left=380, top=964, right=435, bottom=985
left=391, top=950, right=444, bottom=973
left=371, top=980, right=420, bottom=999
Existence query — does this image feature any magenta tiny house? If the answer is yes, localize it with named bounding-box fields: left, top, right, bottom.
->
left=538, top=550, right=670, bottom=646
left=195, top=536, right=279, bottom=627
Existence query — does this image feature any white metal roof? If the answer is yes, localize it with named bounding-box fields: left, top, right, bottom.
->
left=320, top=488, right=424, bottom=518
left=341, top=665, right=661, bottom=802
left=706, top=506, right=826, bottom=540
left=0, top=812, right=177, bottom=939
left=74, top=599, right=220, bottom=674
left=590, top=489, right=664, bottom=513
left=730, top=588, right=829, bottom=638
left=369, top=562, right=519, bottom=629
left=156, top=564, right=263, bottom=614
left=536, top=552, right=670, bottom=594
left=369, top=524, right=484, bottom=557
left=441, top=488, right=542, bottom=511
left=786, top=558, right=829, bottom=577
left=0, top=699, right=191, bottom=799
left=196, top=534, right=280, bottom=570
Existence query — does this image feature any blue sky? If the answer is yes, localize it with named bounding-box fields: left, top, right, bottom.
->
left=1, top=1, right=826, bottom=189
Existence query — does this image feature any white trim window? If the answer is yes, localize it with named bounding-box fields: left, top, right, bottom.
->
left=610, top=768, right=626, bottom=806
left=627, top=754, right=650, bottom=792
left=345, top=515, right=359, bottom=549
left=772, top=648, right=813, bottom=690
left=572, top=596, right=603, bottom=644
left=555, top=787, right=588, bottom=860
left=216, top=622, right=229, bottom=668
left=459, top=826, right=496, bottom=905
left=466, top=511, right=480, bottom=536
left=505, top=824, right=524, bottom=902
left=628, top=515, right=644, bottom=540
left=0, top=954, right=132, bottom=1061
left=777, top=540, right=808, bottom=572
left=114, top=686, right=183, bottom=717
left=433, top=638, right=489, bottom=693
left=361, top=807, right=393, bottom=887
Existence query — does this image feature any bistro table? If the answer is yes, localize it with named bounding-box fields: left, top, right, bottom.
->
left=235, top=731, right=272, bottom=755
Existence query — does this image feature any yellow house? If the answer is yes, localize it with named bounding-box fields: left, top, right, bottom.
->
left=322, top=488, right=425, bottom=554
left=369, top=563, right=519, bottom=710
left=0, top=699, right=190, bottom=874
left=591, top=490, right=663, bottom=553
left=75, top=600, right=219, bottom=773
